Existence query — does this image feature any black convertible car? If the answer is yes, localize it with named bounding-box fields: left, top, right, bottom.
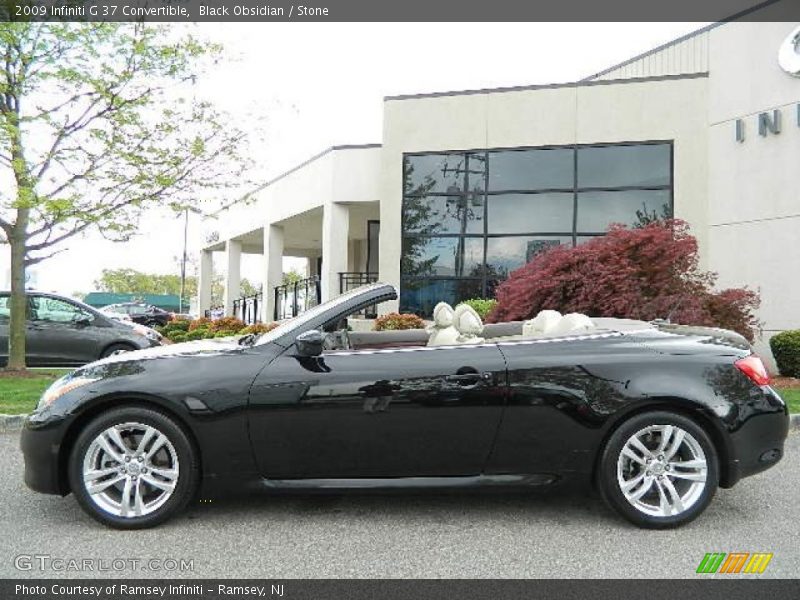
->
left=21, top=283, right=788, bottom=529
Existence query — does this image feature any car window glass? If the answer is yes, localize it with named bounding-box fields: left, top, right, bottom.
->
left=31, top=297, right=91, bottom=323
left=128, top=305, right=147, bottom=315
left=0, top=295, right=8, bottom=321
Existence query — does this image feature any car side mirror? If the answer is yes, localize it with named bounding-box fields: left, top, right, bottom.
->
left=74, top=315, right=92, bottom=327
left=295, top=329, right=323, bottom=357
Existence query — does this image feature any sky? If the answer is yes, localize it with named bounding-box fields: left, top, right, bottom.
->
left=2, top=22, right=711, bottom=299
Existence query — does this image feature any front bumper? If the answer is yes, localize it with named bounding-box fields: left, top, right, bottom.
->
left=20, top=413, right=72, bottom=496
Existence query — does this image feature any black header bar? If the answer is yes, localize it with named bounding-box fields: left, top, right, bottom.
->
left=3, top=0, right=800, bottom=22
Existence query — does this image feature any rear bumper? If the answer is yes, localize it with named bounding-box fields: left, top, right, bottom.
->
left=20, top=413, right=71, bottom=496
left=722, top=402, right=789, bottom=488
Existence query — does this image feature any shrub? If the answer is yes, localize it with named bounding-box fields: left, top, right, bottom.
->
left=160, top=319, right=190, bottom=334
left=239, top=322, right=279, bottom=335
left=462, top=298, right=497, bottom=320
left=185, top=329, right=208, bottom=341
left=373, top=313, right=426, bottom=331
left=188, top=317, right=212, bottom=331
left=488, top=220, right=761, bottom=342
left=208, top=316, right=246, bottom=333
left=170, top=332, right=188, bottom=343
left=214, top=330, right=235, bottom=338
left=770, top=330, right=800, bottom=378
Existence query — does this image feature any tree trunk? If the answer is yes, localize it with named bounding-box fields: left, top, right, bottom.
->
left=7, top=209, right=28, bottom=371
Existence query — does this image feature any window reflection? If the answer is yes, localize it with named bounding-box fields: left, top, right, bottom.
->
left=577, top=144, right=670, bottom=188
left=486, top=236, right=572, bottom=279
left=577, top=190, right=671, bottom=231
left=403, top=195, right=484, bottom=235
left=488, top=193, right=573, bottom=234
left=402, top=237, right=484, bottom=278
left=488, top=148, right=574, bottom=191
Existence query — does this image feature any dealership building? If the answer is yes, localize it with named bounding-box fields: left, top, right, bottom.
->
left=199, top=10, right=800, bottom=364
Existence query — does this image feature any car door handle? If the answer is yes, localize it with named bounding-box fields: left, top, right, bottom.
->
left=444, top=372, right=494, bottom=384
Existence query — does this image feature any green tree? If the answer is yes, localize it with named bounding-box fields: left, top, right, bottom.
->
left=281, top=268, right=303, bottom=286
left=0, top=23, right=250, bottom=370
left=94, top=267, right=258, bottom=308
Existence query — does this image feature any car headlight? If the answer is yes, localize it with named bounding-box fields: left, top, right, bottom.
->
left=37, top=376, right=100, bottom=411
left=132, top=324, right=162, bottom=342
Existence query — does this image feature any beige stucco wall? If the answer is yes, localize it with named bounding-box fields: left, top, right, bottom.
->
left=706, top=20, right=800, bottom=366
left=379, top=76, right=710, bottom=313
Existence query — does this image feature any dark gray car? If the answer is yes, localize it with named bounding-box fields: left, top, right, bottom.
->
left=0, top=291, right=163, bottom=367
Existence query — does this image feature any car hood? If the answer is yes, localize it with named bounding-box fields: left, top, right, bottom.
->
left=85, top=336, right=245, bottom=368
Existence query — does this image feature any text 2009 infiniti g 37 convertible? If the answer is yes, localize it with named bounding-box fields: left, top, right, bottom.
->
left=21, top=283, right=788, bottom=529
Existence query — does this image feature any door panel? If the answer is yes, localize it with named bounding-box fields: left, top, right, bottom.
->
left=26, top=296, right=103, bottom=365
left=249, top=344, right=508, bottom=479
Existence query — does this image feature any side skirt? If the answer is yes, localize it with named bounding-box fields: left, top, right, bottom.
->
left=260, top=473, right=558, bottom=491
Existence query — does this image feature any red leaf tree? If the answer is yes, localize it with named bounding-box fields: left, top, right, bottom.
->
left=487, top=220, right=761, bottom=341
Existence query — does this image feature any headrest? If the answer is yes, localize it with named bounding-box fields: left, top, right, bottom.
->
left=453, top=303, right=484, bottom=337
left=523, top=309, right=562, bottom=336
left=432, top=302, right=454, bottom=328
left=549, top=313, right=595, bottom=336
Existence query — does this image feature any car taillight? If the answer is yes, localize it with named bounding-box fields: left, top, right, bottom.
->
left=735, top=355, right=770, bottom=386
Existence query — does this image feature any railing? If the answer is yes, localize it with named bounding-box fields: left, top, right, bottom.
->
left=204, top=306, right=224, bottom=319
left=232, top=293, right=262, bottom=325
left=274, top=277, right=321, bottom=321
left=339, top=272, right=379, bottom=318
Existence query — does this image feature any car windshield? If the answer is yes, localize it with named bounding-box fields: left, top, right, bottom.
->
left=253, top=284, right=390, bottom=346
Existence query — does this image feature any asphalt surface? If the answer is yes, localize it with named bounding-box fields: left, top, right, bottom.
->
left=1, top=431, right=798, bottom=579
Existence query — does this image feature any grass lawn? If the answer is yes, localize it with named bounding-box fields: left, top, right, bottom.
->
left=0, top=369, right=798, bottom=416
left=777, top=388, right=800, bottom=415
left=0, top=369, right=72, bottom=415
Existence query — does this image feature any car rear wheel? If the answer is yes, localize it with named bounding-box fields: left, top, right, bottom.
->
left=100, top=343, right=136, bottom=358
left=68, top=406, right=198, bottom=529
left=598, top=411, right=719, bottom=529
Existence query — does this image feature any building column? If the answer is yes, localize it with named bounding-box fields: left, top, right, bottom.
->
left=262, top=224, right=284, bottom=322
left=223, top=239, right=242, bottom=316
left=198, top=249, right=213, bottom=315
left=321, top=202, right=349, bottom=302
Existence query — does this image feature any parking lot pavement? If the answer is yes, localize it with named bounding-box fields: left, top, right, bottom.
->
left=1, top=431, right=798, bottom=579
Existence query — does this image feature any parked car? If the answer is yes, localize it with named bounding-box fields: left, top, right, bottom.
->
left=0, top=291, right=164, bottom=367
left=21, top=283, right=788, bottom=529
left=99, top=302, right=172, bottom=329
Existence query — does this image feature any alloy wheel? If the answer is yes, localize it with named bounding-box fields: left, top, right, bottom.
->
left=82, top=422, right=180, bottom=518
left=616, top=424, right=707, bottom=518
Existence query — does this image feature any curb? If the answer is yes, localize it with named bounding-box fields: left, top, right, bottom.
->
left=0, top=414, right=28, bottom=433
left=2, top=413, right=800, bottom=433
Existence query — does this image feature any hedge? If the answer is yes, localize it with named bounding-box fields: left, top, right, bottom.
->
left=770, top=330, right=800, bottom=378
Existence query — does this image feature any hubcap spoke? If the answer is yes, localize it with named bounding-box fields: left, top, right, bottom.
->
left=656, top=425, right=674, bottom=454
left=661, top=476, right=685, bottom=514
left=141, top=473, right=176, bottom=493
left=86, top=473, right=126, bottom=495
left=628, top=436, right=654, bottom=460
left=664, top=429, right=686, bottom=460
left=627, top=476, right=654, bottom=502
left=145, top=434, right=168, bottom=460
left=119, top=478, right=133, bottom=517
left=136, top=426, right=157, bottom=456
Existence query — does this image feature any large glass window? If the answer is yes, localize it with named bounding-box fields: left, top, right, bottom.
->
left=401, top=142, right=672, bottom=316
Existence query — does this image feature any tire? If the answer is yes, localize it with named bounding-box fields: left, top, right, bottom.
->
left=597, top=411, right=719, bottom=529
left=68, top=406, right=199, bottom=529
left=100, top=343, right=136, bottom=359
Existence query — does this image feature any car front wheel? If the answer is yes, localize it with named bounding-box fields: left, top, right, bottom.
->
left=598, top=411, right=719, bottom=529
left=68, top=406, right=198, bottom=529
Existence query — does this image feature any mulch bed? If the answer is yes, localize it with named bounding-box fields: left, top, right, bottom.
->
left=0, top=369, right=53, bottom=379
left=772, top=376, right=800, bottom=389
